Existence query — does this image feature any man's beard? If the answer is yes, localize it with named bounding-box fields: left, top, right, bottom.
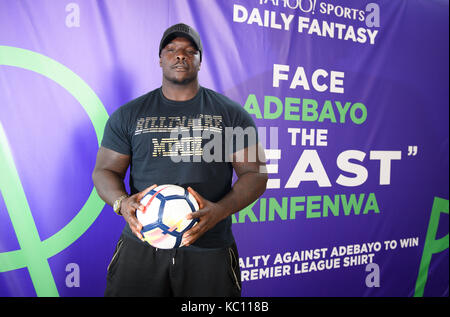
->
left=164, top=72, right=197, bottom=86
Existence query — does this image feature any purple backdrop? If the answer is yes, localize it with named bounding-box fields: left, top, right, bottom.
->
left=0, top=0, right=448, bottom=297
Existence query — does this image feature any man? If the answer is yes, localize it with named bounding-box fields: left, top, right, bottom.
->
left=92, top=23, right=267, bottom=297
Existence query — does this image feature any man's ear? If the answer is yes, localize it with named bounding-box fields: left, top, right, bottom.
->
left=159, top=56, right=162, bottom=67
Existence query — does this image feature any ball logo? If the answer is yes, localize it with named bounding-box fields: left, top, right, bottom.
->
left=0, top=46, right=109, bottom=296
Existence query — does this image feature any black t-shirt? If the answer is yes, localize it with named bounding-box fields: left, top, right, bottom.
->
left=101, top=86, right=257, bottom=248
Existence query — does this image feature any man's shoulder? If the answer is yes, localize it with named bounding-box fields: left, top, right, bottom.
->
left=201, top=87, right=244, bottom=113
left=118, top=88, right=159, bottom=114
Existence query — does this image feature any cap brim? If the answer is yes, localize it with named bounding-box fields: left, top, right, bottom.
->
left=160, top=32, right=200, bottom=54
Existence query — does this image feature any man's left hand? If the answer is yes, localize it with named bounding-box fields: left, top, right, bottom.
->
left=181, top=187, right=229, bottom=247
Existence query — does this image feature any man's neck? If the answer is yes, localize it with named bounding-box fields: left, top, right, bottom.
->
left=161, top=80, right=200, bottom=101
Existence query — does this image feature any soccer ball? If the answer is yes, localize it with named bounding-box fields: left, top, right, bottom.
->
left=136, top=184, right=199, bottom=249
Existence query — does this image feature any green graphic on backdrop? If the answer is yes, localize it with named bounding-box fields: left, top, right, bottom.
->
left=0, top=46, right=108, bottom=296
left=414, top=197, right=449, bottom=297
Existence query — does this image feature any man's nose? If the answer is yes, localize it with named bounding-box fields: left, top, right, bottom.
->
left=176, top=49, right=187, bottom=60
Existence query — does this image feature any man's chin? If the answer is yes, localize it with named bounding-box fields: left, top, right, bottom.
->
left=165, top=74, right=197, bottom=86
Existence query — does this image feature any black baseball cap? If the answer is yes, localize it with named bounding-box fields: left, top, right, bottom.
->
left=159, top=23, right=203, bottom=61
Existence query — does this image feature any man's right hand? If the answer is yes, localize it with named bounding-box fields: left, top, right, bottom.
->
left=120, top=184, right=158, bottom=241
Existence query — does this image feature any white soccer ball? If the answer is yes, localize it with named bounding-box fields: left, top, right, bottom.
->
left=136, top=184, right=199, bottom=249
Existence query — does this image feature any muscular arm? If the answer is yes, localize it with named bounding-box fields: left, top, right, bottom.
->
left=183, top=143, right=268, bottom=246
left=92, top=146, right=156, bottom=240
left=217, top=143, right=268, bottom=218
left=92, top=146, right=130, bottom=206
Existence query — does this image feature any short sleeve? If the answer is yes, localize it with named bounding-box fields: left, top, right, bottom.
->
left=101, top=107, right=132, bottom=155
left=228, top=103, right=259, bottom=154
